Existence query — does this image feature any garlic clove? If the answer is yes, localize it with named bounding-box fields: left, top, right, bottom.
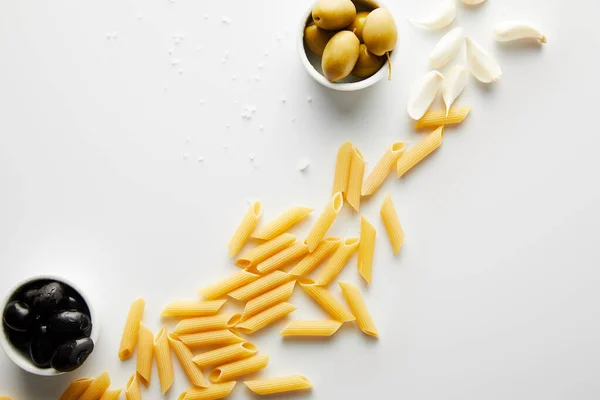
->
left=429, top=27, right=465, bottom=69
left=465, top=37, right=502, bottom=83
left=410, top=2, right=456, bottom=30
left=493, top=21, right=546, bottom=43
left=407, top=71, right=445, bottom=120
left=461, top=0, right=486, bottom=5
left=442, top=65, right=469, bottom=116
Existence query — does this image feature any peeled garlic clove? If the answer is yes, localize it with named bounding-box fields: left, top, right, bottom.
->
left=461, top=0, right=486, bottom=5
left=410, top=2, right=456, bottom=30
left=442, top=65, right=469, bottom=116
left=429, top=27, right=465, bottom=69
left=465, top=37, right=502, bottom=83
left=493, top=21, right=547, bottom=43
left=407, top=71, right=445, bottom=120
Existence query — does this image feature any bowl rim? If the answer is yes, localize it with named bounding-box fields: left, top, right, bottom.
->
left=0, top=274, right=100, bottom=376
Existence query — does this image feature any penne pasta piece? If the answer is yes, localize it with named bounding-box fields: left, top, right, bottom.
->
left=174, top=313, right=242, bottom=335
left=358, top=216, right=376, bottom=284
left=314, top=238, right=360, bottom=286
left=362, top=142, right=407, bottom=196
left=125, top=374, right=141, bottom=400
left=414, top=106, right=471, bottom=129
left=299, top=283, right=355, bottom=322
left=289, top=237, right=341, bottom=276
left=380, top=193, right=404, bottom=255
left=198, top=270, right=260, bottom=300
left=98, top=389, right=122, bottom=400
left=155, top=326, right=175, bottom=394
left=79, top=371, right=110, bottom=400
left=169, top=334, right=209, bottom=388
left=346, top=147, right=365, bottom=212
left=251, top=206, right=313, bottom=240
left=235, top=233, right=296, bottom=268
left=209, top=355, right=269, bottom=383
left=256, top=242, right=309, bottom=274
left=118, top=297, right=145, bottom=360
left=180, top=381, right=237, bottom=400
left=244, top=375, right=313, bottom=395
left=161, top=300, right=226, bottom=318
left=332, top=141, right=353, bottom=196
left=339, top=281, right=379, bottom=337
left=228, top=200, right=262, bottom=257
left=241, top=281, right=296, bottom=320
left=305, top=193, right=344, bottom=252
left=136, top=323, right=154, bottom=387
left=235, top=302, right=297, bottom=334
left=228, top=271, right=293, bottom=302
left=59, top=377, right=94, bottom=400
left=178, top=329, right=244, bottom=348
left=397, top=126, right=444, bottom=178
left=280, top=320, right=342, bottom=337
left=193, top=342, right=258, bottom=368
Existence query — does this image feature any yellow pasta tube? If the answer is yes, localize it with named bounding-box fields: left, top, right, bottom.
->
left=397, top=126, right=444, bottom=178
left=228, top=200, right=262, bottom=257
left=155, top=326, right=175, bottom=394
left=380, top=193, right=404, bottom=255
left=136, top=323, right=154, bottom=387
left=362, top=142, right=406, bottom=196
left=228, top=271, right=293, bottom=302
left=59, top=377, right=94, bottom=400
left=235, top=233, right=296, bottom=268
left=193, top=342, right=258, bottom=368
left=280, top=320, right=342, bottom=337
left=346, top=147, right=365, bottom=211
left=79, top=371, right=110, bottom=400
left=358, top=216, right=376, bottom=284
left=251, top=206, right=313, bottom=240
left=256, top=242, right=308, bottom=274
left=339, top=281, right=379, bottom=337
left=198, top=270, right=259, bottom=300
left=414, top=106, right=471, bottom=129
left=179, top=381, right=237, bottom=400
left=332, top=141, right=353, bottom=196
left=174, top=313, right=242, bottom=335
left=235, top=302, right=297, bottom=334
left=305, top=193, right=343, bottom=252
left=178, top=329, right=244, bottom=348
left=244, top=375, right=313, bottom=395
left=125, top=374, right=141, bottom=400
left=209, top=355, right=269, bottom=383
left=314, top=238, right=360, bottom=286
left=161, top=299, right=226, bottom=318
left=118, top=297, right=144, bottom=360
left=169, top=334, right=209, bottom=388
left=98, top=389, right=122, bottom=400
left=299, top=283, right=355, bottom=322
left=289, top=237, right=341, bottom=276
left=242, top=280, right=296, bottom=320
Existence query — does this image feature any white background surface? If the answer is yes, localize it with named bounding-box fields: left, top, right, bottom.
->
left=0, top=0, right=599, bottom=399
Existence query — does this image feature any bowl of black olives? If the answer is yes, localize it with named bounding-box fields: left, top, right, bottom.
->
left=0, top=276, right=99, bottom=375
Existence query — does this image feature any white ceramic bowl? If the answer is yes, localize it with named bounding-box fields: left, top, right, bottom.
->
left=297, top=1, right=398, bottom=91
left=0, top=275, right=100, bottom=376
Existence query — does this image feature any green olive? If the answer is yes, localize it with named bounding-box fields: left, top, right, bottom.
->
left=312, top=0, right=356, bottom=31
left=346, top=11, right=370, bottom=42
left=352, top=44, right=385, bottom=78
left=322, top=31, right=360, bottom=82
left=362, top=8, right=397, bottom=56
left=304, top=23, right=336, bottom=57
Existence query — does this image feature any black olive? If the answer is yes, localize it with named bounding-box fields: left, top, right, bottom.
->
left=61, top=296, right=87, bottom=315
left=33, top=282, right=67, bottom=316
left=22, top=288, right=40, bottom=308
left=51, top=337, right=94, bottom=372
left=4, top=323, right=31, bottom=354
left=47, top=311, right=92, bottom=338
left=29, top=325, right=55, bottom=368
left=3, top=301, right=33, bottom=332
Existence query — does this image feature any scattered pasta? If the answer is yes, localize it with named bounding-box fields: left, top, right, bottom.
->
left=169, top=334, right=209, bottom=388
left=289, top=237, right=341, bottom=276
left=155, top=326, right=175, bottom=394
left=118, top=298, right=144, bottom=360
left=380, top=193, right=405, bottom=255
left=235, top=302, right=297, bottom=334
left=339, top=281, right=379, bottom=337
left=358, top=216, right=376, bottom=284
left=228, top=200, right=262, bottom=257
left=241, top=281, right=296, bottom=320
left=362, top=142, right=406, bottom=196
left=178, top=381, right=237, bottom=400
left=280, top=320, right=342, bottom=337
left=161, top=300, right=226, bottom=318
left=251, top=206, right=313, bottom=240
left=414, top=106, right=471, bottom=129
left=125, top=374, right=141, bottom=400
left=346, top=146, right=366, bottom=211
left=59, top=377, right=94, bottom=400
left=193, top=342, right=258, bottom=368
left=299, top=283, right=355, bottom=322
left=235, top=233, right=296, bottom=268
left=314, top=237, right=360, bottom=286
left=228, top=271, right=293, bottom=301
left=198, top=269, right=260, bottom=300
left=305, top=193, right=344, bottom=252
left=397, top=126, right=444, bottom=178
left=98, top=389, right=122, bottom=400
left=178, top=329, right=244, bottom=348
left=332, top=141, right=353, bottom=196
left=209, top=355, right=269, bottom=383
left=136, top=323, right=154, bottom=386
left=173, top=313, right=242, bottom=335
left=79, top=371, right=110, bottom=400
left=256, top=242, right=309, bottom=274
left=244, top=375, right=313, bottom=395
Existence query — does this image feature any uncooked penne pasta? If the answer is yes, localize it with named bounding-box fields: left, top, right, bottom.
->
left=280, top=320, right=342, bottom=337
left=251, top=206, right=313, bottom=240
left=345, top=147, right=365, bottom=211
left=235, top=233, right=296, bottom=268
left=118, top=297, right=145, bottom=360
left=59, top=377, right=94, bottom=400
left=209, top=355, right=269, bottom=383
left=244, top=375, right=313, bottom=395
left=289, top=237, right=341, bottom=276
left=380, top=193, right=404, bottom=255
left=256, top=242, right=309, bottom=274
left=314, top=238, right=360, bottom=286
left=305, top=193, right=344, bottom=252
left=174, top=313, right=242, bottom=335
left=161, top=299, right=226, bottom=318
left=136, top=323, right=154, bottom=386
left=228, top=200, right=262, bottom=257
left=178, top=329, right=244, bottom=348
left=339, top=281, right=379, bottom=337
left=358, top=216, right=376, bottom=284
left=169, top=334, right=209, bottom=388
left=193, top=342, right=258, bottom=368
left=198, top=270, right=259, bottom=300
left=397, top=126, right=444, bottom=178
left=242, top=281, right=296, bottom=320
left=228, top=271, right=293, bottom=302
left=332, top=141, right=353, bottom=196
left=299, top=283, right=355, bottom=322
left=125, top=374, right=141, bottom=400
left=179, top=381, right=237, bottom=400
left=155, top=326, right=175, bottom=394
left=235, top=302, right=297, bottom=334
left=98, top=389, right=122, bottom=400
left=414, top=106, right=471, bottom=129
left=79, top=371, right=110, bottom=400
left=362, top=142, right=406, bottom=196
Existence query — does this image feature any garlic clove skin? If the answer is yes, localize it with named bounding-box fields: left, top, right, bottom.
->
left=407, top=71, right=445, bottom=120
left=429, top=27, right=465, bottom=69
left=493, top=21, right=547, bottom=43
left=461, top=0, right=486, bottom=5
left=442, top=65, right=469, bottom=116
left=465, top=37, right=502, bottom=83
left=410, top=2, right=456, bottom=30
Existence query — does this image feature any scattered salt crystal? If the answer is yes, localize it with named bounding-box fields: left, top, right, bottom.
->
left=199, top=99, right=204, bottom=104
left=255, top=75, right=261, bottom=82
left=171, top=58, right=181, bottom=65
left=258, top=63, right=264, bottom=69
left=186, top=137, right=191, bottom=144
left=249, top=153, right=255, bottom=161
left=291, top=117, right=296, bottom=122
left=281, top=97, right=286, bottom=103
left=221, top=16, right=232, bottom=24
left=225, top=124, right=230, bottom=129
left=297, top=159, right=311, bottom=171
left=183, top=153, right=189, bottom=159
left=232, top=75, right=236, bottom=80
left=203, top=14, right=209, bottom=20
left=259, top=125, right=264, bottom=131
left=307, top=96, right=312, bottom=102
left=178, top=68, right=183, bottom=74
left=137, top=15, right=142, bottom=21
left=198, top=156, right=205, bottom=162
left=195, top=47, right=202, bottom=53
left=222, top=58, right=227, bottom=64
left=264, top=50, right=269, bottom=56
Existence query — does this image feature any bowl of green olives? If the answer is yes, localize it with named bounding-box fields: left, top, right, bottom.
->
left=298, top=0, right=398, bottom=91
left=0, top=275, right=99, bottom=376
